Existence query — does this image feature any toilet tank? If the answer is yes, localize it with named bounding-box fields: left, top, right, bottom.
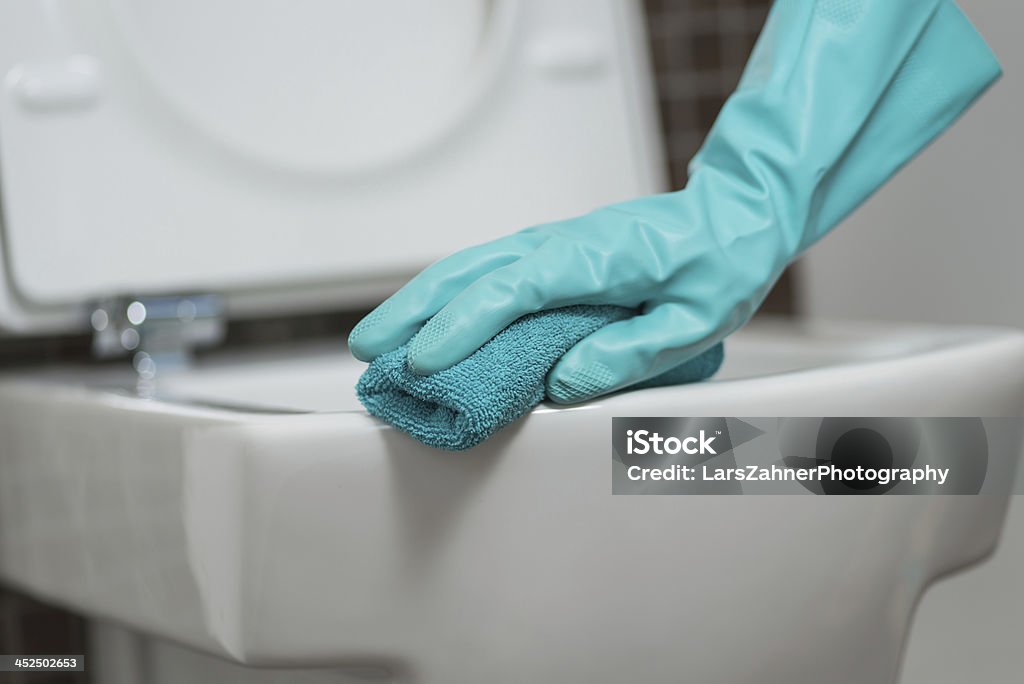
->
left=0, top=0, right=665, bottom=334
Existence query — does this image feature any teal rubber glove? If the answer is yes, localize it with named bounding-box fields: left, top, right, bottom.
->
left=350, top=0, right=1001, bottom=404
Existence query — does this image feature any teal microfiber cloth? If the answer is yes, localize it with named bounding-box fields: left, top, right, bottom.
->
left=356, top=305, right=724, bottom=451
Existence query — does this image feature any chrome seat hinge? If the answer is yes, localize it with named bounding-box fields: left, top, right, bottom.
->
left=89, top=294, right=226, bottom=380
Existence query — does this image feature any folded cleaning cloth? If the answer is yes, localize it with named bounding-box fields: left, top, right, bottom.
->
left=356, top=305, right=724, bottom=451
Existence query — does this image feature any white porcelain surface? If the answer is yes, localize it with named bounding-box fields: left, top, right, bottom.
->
left=0, top=0, right=664, bottom=332
left=899, top=494, right=1024, bottom=684
left=1, top=319, right=1023, bottom=683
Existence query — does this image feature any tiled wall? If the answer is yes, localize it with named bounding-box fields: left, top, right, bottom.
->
left=644, top=0, right=771, bottom=185
left=0, top=4, right=781, bottom=682
left=642, top=0, right=795, bottom=312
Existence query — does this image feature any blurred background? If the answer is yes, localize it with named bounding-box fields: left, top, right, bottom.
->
left=0, top=0, right=1019, bottom=682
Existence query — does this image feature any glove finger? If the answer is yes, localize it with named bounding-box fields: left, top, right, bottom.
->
left=546, top=304, right=721, bottom=404
left=348, top=234, right=539, bottom=361
left=404, top=247, right=571, bottom=374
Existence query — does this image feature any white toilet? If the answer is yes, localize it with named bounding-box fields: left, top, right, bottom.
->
left=1, top=2, right=1023, bottom=683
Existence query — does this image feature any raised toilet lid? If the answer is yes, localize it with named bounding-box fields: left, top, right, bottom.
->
left=0, top=0, right=664, bottom=334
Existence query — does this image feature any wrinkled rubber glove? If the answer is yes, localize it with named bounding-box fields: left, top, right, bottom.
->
left=350, top=0, right=1000, bottom=404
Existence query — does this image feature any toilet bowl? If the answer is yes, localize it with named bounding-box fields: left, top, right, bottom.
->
left=1, top=317, right=1023, bottom=683
left=0, top=1, right=1021, bottom=682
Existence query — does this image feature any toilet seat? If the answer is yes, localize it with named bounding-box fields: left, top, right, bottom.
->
left=0, top=0, right=664, bottom=332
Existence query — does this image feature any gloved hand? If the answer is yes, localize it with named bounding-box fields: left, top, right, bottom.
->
left=350, top=0, right=1000, bottom=404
